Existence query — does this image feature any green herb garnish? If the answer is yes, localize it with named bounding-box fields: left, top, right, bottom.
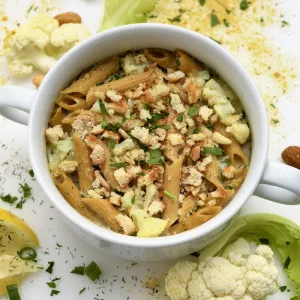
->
left=46, top=261, right=55, bottom=274
left=0, top=194, right=18, bottom=204
left=28, top=169, right=34, bottom=178
left=7, top=284, right=21, bottom=300
left=149, top=113, right=164, bottom=123
left=188, top=104, right=198, bottom=117
left=284, top=256, right=291, bottom=269
left=193, top=128, right=200, bottom=134
left=131, top=196, right=136, bottom=204
left=98, top=100, right=108, bottom=115
left=130, top=113, right=136, bottom=119
left=199, top=0, right=205, bottom=5
left=175, top=58, right=181, bottom=66
left=71, top=266, right=85, bottom=275
left=109, top=162, right=125, bottom=168
left=259, top=238, right=270, bottom=245
left=164, top=190, right=176, bottom=201
left=50, top=290, right=60, bottom=296
left=147, top=149, right=164, bottom=165
left=202, top=147, right=223, bottom=156
left=279, top=286, right=287, bottom=292
left=206, top=124, right=213, bottom=131
left=211, top=14, right=220, bottom=27
left=79, top=287, right=86, bottom=295
left=240, top=0, right=249, bottom=10
left=19, top=183, right=31, bottom=198
left=84, top=261, right=102, bottom=281
left=17, top=247, right=37, bottom=261
left=122, top=115, right=126, bottom=123
left=223, top=19, right=230, bottom=27
left=107, top=139, right=116, bottom=149
left=47, top=282, right=56, bottom=289
left=177, top=114, right=184, bottom=122
left=168, top=15, right=181, bottom=22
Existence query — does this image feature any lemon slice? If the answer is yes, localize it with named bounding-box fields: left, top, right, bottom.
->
left=0, top=255, right=41, bottom=296
left=0, top=208, right=39, bottom=255
left=0, top=209, right=40, bottom=296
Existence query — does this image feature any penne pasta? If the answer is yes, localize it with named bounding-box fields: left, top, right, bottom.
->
left=179, top=196, right=198, bottom=222
left=144, top=48, right=178, bottom=70
left=82, top=198, right=122, bottom=232
left=49, top=106, right=63, bottom=127
left=62, top=110, right=103, bottom=125
left=213, top=121, right=248, bottom=167
left=56, top=94, right=87, bottom=112
left=163, top=154, right=185, bottom=227
left=62, top=56, right=119, bottom=96
left=86, top=68, right=157, bottom=106
left=176, top=50, right=202, bottom=74
left=204, top=155, right=223, bottom=188
left=73, top=134, right=94, bottom=193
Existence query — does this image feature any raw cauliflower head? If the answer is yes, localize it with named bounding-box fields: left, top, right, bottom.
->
left=48, top=23, right=91, bottom=58
left=3, top=26, right=57, bottom=77
left=165, top=261, right=198, bottom=300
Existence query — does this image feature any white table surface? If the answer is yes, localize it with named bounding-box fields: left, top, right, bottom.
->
left=0, top=0, right=300, bottom=299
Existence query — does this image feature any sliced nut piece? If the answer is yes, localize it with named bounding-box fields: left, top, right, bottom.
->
left=32, top=74, right=45, bottom=89
left=282, top=146, right=300, bottom=169
left=54, top=12, right=81, bottom=26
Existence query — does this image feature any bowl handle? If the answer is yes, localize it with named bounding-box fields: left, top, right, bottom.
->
left=0, top=85, right=37, bottom=126
left=256, top=160, right=300, bottom=203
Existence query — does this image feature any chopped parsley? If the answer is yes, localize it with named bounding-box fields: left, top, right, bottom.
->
left=193, top=128, right=200, bottom=134
left=168, top=15, right=181, bottom=22
left=281, top=20, right=289, bottom=27
left=122, top=115, right=126, bottom=123
left=130, top=113, right=136, bottom=119
left=98, top=99, right=108, bottom=115
left=223, top=19, right=230, bottom=27
left=149, top=113, right=165, bottom=123
left=107, top=139, right=116, bottom=149
left=16, top=199, right=26, bottom=209
left=101, top=118, right=121, bottom=132
left=147, top=149, right=164, bottom=165
left=28, top=169, right=34, bottom=178
left=284, top=256, right=291, bottom=269
left=260, top=17, right=264, bottom=23
left=19, top=183, right=32, bottom=198
left=79, top=287, right=86, bottom=295
left=164, top=190, right=176, bottom=201
left=175, top=58, right=181, bottom=66
left=259, top=238, right=270, bottom=245
left=109, top=162, right=126, bottom=168
left=177, top=114, right=184, bottom=122
left=46, top=261, right=55, bottom=274
left=47, top=282, right=56, bottom=289
left=0, top=194, right=18, bottom=204
left=206, top=124, right=213, bottom=131
left=225, top=186, right=233, bottom=190
left=71, top=266, right=85, bottom=275
left=188, top=104, right=199, bottom=117
left=199, top=0, right=205, bottom=5
left=7, top=284, right=21, bottom=300
left=211, top=14, right=220, bottom=27
left=240, top=0, right=249, bottom=10
left=202, top=147, right=223, bottom=156
left=84, top=261, right=102, bottom=281
left=131, top=196, right=136, bottom=204
left=279, top=286, right=287, bottom=292
left=50, top=290, right=60, bottom=296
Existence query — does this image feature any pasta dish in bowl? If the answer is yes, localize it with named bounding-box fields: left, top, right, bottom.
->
left=45, top=48, right=250, bottom=238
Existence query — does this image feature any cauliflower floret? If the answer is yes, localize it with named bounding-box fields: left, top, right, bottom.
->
left=45, top=125, right=64, bottom=144
left=148, top=199, right=165, bottom=216
left=202, top=257, right=247, bottom=298
left=191, top=133, right=205, bottom=142
left=114, top=167, right=132, bottom=188
left=115, top=214, right=137, bottom=235
left=113, top=138, right=135, bottom=156
left=48, top=23, right=91, bottom=58
left=3, top=26, right=57, bottom=77
left=121, top=190, right=135, bottom=210
left=140, top=109, right=152, bottom=121
left=131, top=126, right=150, bottom=145
left=57, top=160, right=78, bottom=173
left=90, top=144, right=105, bottom=165
left=170, top=93, right=186, bottom=113
left=106, top=90, right=122, bottom=102
left=150, top=83, right=170, bottom=100
left=165, top=261, right=198, bottom=300
left=167, top=133, right=184, bottom=145
left=213, top=132, right=232, bottom=145
left=226, top=123, right=250, bottom=144
left=199, top=105, right=214, bottom=122
left=167, top=70, right=185, bottom=83
left=122, top=53, right=150, bottom=74
left=203, top=79, right=228, bottom=106
left=28, top=14, right=59, bottom=35
left=109, top=191, right=122, bottom=206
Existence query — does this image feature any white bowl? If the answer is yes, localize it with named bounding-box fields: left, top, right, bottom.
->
left=1, top=24, right=300, bottom=261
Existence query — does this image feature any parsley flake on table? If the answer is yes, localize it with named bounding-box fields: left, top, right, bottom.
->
left=19, top=183, right=32, bottom=198
left=28, top=169, right=34, bottom=178
left=71, top=266, right=85, bottom=275
left=79, top=287, right=86, bottom=295
left=46, top=261, right=55, bottom=274
left=7, top=284, right=21, bottom=300
left=84, top=261, right=102, bottom=281
left=211, top=14, right=220, bottom=27
left=50, top=290, right=60, bottom=296
left=0, top=194, right=18, bottom=204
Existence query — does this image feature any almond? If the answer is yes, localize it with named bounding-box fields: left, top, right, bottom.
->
left=282, top=146, right=300, bottom=169
left=32, top=74, right=45, bottom=89
left=54, top=12, right=81, bottom=26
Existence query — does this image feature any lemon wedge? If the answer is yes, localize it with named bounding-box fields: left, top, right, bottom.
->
left=0, top=208, right=41, bottom=296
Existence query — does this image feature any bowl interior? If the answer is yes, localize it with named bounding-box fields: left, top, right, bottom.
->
left=29, top=24, right=268, bottom=248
